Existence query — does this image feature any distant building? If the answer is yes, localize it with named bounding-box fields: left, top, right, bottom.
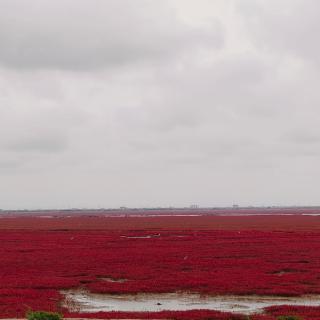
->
left=190, top=204, right=199, bottom=209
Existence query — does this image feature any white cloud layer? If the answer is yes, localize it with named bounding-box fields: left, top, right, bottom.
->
left=0, top=0, right=320, bottom=209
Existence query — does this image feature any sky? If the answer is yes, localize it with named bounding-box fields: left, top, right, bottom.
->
left=1, top=0, right=320, bottom=209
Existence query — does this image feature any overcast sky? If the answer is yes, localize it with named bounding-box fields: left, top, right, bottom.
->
left=1, top=0, right=320, bottom=209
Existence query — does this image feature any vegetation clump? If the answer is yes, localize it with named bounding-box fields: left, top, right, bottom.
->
left=277, top=315, right=302, bottom=320
left=26, top=311, right=62, bottom=320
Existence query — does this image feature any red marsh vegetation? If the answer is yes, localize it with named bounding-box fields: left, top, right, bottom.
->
left=1, top=214, right=320, bottom=319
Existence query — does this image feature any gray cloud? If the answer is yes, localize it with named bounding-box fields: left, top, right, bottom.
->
left=237, top=0, right=320, bottom=64
left=0, top=0, right=223, bottom=70
left=1, top=0, right=320, bottom=209
left=6, top=134, right=67, bottom=153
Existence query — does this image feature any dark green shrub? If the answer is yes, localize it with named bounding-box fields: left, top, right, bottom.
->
left=277, top=316, right=302, bottom=320
left=26, top=311, right=62, bottom=320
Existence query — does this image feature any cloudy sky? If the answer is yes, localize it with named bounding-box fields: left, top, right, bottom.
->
left=1, top=0, right=320, bottom=209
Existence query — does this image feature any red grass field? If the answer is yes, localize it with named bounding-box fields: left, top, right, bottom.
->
left=1, top=213, right=320, bottom=319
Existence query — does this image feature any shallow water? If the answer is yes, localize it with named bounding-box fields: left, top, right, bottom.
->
left=62, top=290, right=320, bottom=315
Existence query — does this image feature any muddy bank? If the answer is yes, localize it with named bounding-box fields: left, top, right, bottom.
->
left=62, top=290, right=320, bottom=315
